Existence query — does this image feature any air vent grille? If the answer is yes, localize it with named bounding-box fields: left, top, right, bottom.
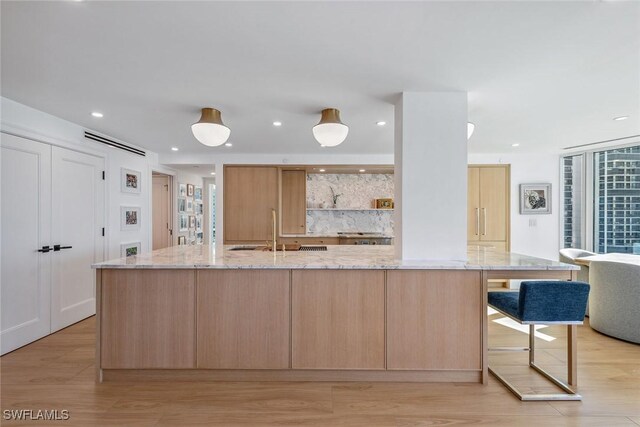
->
left=84, top=131, right=145, bottom=156
left=299, top=246, right=327, bottom=251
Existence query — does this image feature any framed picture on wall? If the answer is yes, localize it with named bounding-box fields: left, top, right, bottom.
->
left=189, top=215, right=196, bottom=229
left=120, top=242, right=141, bottom=258
left=187, top=184, right=194, bottom=197
left=121, top=168, right=141, bottom=194
left=178, top=236, right=186, bottom=245
left=194, top=186, right=202, bottom=201
left=186, top=198, right=193, bottom=212
left=178, top=198, right=186, bottom=213
left=179, top=214, right=188, bottom=231
left=120, top=206, right=141, bottom=230
left=196, top=215, right=202, bottom=231
left=520, top=183, right=552, bottom=214
left=196, top=203, right=204, bottom=215
left=178, top=183, right=187, bottom=198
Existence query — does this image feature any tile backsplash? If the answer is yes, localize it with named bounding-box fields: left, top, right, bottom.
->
left=306, top=173, right=394, bottom=235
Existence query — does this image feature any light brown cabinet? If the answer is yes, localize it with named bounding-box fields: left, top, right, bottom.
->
left=468, top=165, right=509, bottom=249
left=224, top=166, right=278, bottom=243
left=281, top=170, right=307, bottom=234
left=386, top=270, right=482, bottom=370
left=291, top=270, right=385, bottom=370
left=100, top=270, right=196, bottom=369
left=196, top=270, right=290, bottom=369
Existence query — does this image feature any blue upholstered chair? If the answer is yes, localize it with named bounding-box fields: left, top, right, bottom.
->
left=488, top=281, right=590, bottom=401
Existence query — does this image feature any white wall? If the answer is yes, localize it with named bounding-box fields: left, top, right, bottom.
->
left=1, top=97, right=160, bottom=260
left=468, top=152, right=561, bottom=261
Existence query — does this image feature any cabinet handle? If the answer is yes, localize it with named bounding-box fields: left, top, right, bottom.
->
left=37, top=245, right=51, bottom=253
left=475, top=208, right=480, bottom=236
left=54, top=244, right=72, bottom=251
left=482, top=208, right=487, bottom=236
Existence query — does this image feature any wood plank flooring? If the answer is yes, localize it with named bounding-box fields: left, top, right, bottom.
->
left=1, top=314, right=638, bottom=426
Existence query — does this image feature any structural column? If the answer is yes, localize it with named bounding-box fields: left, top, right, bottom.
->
left=394, top=92, right=468, bottom=260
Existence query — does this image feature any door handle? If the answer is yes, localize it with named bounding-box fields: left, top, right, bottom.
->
left=37, top=245, right=51, bottom=253
left=482, top=208, right=487, bottom=236
left=475, top=208, right=480, bottom=235
left=53, top=244, right=73, bottom=251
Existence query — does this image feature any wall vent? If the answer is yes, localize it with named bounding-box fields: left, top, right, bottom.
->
left=563, top=134, right=640, bottom=150
left=84, top=131, right=145, bottom=157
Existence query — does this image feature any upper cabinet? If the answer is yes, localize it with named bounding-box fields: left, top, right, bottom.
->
left=468, top=165, right=510, bottom=248
left=281, top=170, right=307, bottom=234
left=224, top=166, right=278, bottom=243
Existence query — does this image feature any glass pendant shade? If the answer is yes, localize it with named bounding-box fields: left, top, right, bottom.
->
left=312, top=108, right=349, bottom=147
left=467, top=122, right=475, bottom=139
left=191, top=108, right=231, bottom=147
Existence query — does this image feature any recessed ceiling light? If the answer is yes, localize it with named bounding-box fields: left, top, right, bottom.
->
left=359, top=169, right=366, bottom=172
left=319, top=169, right=326, bottom=172
left=273, top=121, right=282, bottom=127
left=91, top=112, right=103, bottom=118
left=376, top=121, right=386, bottom=126
left=613, top=116, right=629, bottom=121
left=171, top=147, right=179, bottom=151
left=224, top=142, right=233, bottom=147
left=511, top=143, right=520, bottom=147
left=210, top=172, right=216, bottom=175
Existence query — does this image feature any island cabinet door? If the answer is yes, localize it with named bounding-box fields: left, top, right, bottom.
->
left=291, top=270, right=385, bottom=370
left=197, top=270, right=290, bottom=369
left=386, top=270, right=482, bottom=370
left=101, top=270, right=196, bottom=369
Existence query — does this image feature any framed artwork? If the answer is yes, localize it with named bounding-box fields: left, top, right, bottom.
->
left=189, top=215, right=196, bottom=229
left=520, top=183, right=552, bottom=214
left=375, top=198, right=394, bottom=209
left=179, top=214, right=188, bottom=231
left=178, top=183, right=187, bottom=198
left=121, top=168, right=141, bottom=194
left=120, top=206, right=141, bottom=230
left=187, top=184, right=194, bottom=197
left=196, top=232, right=204, bottom=244
left=194, top=186, right=202, bottom=201
left=120, top=242, right=141, bottom=258
left=189, top=230, right=196, bottom=241
left=178, top=235, right=186, bottom=245
left=196, top=215, right=202, bottom=231
left=196, top=203, right=204, bottom=215
left=186, top=198, right=193, bottom=212
left=178, top=198, right=186, bottom=213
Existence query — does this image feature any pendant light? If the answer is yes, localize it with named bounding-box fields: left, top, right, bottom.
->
left=191, top=108, right=231, bottom=147
left=312, top=108, right=349, bottom=147
left=467, top=122, right=475, bottom=139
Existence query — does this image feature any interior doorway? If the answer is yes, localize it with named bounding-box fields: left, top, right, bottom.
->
left=152, top=172, right=173, bottom=250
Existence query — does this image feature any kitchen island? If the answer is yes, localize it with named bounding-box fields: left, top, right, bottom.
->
left=92, top=245, right=578, bottom=383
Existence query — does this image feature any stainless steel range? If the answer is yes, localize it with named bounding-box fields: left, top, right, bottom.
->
left=337, top=232, right=393, bottom=245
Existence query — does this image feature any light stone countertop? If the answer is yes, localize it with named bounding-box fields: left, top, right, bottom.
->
left=92, top=245, right=578, bottom=271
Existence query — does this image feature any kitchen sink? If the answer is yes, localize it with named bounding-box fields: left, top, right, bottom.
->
left=228, top=246, right=260, bottom=251
left=228, top=245, right=327, bottom=252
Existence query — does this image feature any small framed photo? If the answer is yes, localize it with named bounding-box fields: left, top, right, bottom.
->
left=179, top=214, right=188, bottom=231
left=186, top=198, right=193, bottom=212
left=178, top=198, right=186, bottom=213
left=121, top=206, right=141, bottom=230
left=375, top=198, right=394, bottom=209
left=196, top=203, right=204, bottom=215
left=178, top=183, right=187, bottom=198
left=196, top=232, right=204, bottom=244
left=194, top=186, right=202, bottom=201
left=121, top=168, right=141, bottom=194
left=178, top=235, right=186, bottom=245
left=187, top=184, right=194, bottom=197
left=189, top=215, right=196, bottom=229
left=520, top=183, right=552, bottom=214
left=196, top=215, right=202, bottom=231
left=121, top=242, right=141, bottom=258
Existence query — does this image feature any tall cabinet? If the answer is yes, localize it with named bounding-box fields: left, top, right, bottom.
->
left=467, top=165, right=510, bottom=251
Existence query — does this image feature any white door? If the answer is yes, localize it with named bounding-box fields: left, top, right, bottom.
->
left=1, top=133, right=52, bottom=354
left=50, top=146, right=104, bottom=332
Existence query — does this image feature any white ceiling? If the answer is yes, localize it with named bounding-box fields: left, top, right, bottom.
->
left=1, top=1, right=639, bottom=155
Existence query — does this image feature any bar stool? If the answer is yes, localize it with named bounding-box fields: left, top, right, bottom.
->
left=488, top=281, right=590, bottom=401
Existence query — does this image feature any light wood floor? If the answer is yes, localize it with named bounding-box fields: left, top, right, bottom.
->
left=1, top=314, right=639, bottom=426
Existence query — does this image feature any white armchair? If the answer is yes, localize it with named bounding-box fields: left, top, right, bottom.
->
left=588, top=260, right=640, bottom=344
left=559, top=248, right=595, bottom=315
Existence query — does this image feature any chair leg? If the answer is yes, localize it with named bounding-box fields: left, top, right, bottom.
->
left=489, top=322, right=582, bottom=401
